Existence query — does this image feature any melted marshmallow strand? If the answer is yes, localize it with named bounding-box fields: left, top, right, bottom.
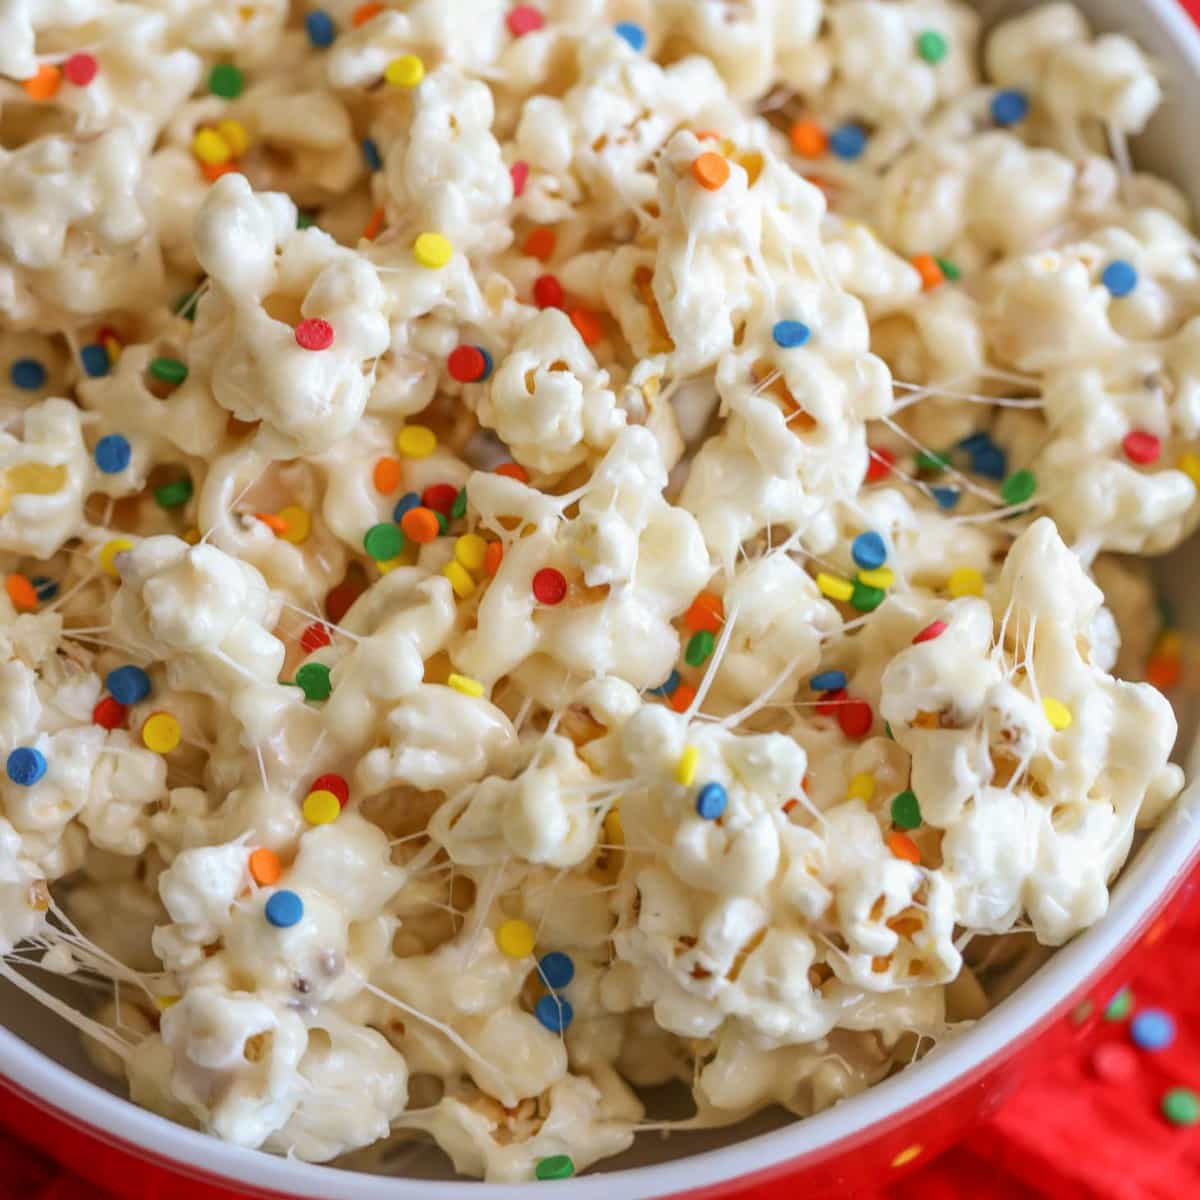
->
left=0, top=0, right=1192, bottom=1183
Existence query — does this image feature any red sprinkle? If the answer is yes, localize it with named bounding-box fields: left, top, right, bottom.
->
left=838, top=698, right=874, bottom=739
left=300, top=622, right=332, bottom=653
left=913, top=620, right=948, bottom=645
left=532, top=567, right=567, bottom=605
left=1123, top=430, right=1161, bottom=465
left=311, top=772, right=350, bottom=806
left=495, top=462, right=529, bottom=483
left=325, top=580, right=363, bottom=624
left=93, top=696, right=127, bottom=730
left=511, top=161, right=529, bottom=198
left=815, top=687, right=846, bottom=717
left=1090, top=1042, right=1139, bottom=1082
left=448, top=344, right=487, bottom=383
left=866, top=447, right=895, bottom=483
left=295, top=318, right=334, bottom=351
left=422, top=483, right=459, bottom=515
left=507, top=5, right=544, bottom=35
left=64, top=52, right=98, bottom=87
left=533, top=274, right=564, bottom=309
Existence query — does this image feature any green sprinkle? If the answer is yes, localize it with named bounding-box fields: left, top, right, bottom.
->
left=884, top=721, right=894, bottom=740
left=1103, top=988, right=1133, bottom=1021
left=916, top=450, right=950, bottom=472
left=535, top=1155, right=575, bottom=1181
left=209, top=63, right=244, bottom=98
left=435, top=509, right=449, bottom=534
left=173, top=292, right=199, bottom=321
left=451, top=488, right=467, bottom=520
left=935, top=257, right=961, bottom=281
left=154, top=477, right=193, bottom=509
left=685, top=630, right=715, bottom=667
left=149, top=357, right=188, bottom=385
left=297, top=211, right=316, bottom=229
left=890, top=790, right=922, bottom=830
left=1162, top=1088, right=1199, bottom=1126
left=1001, top=468, right=1037, bottom=506
left=851, top=581, right=885, bottom=613
left=295, top=662, right=332, bottom=701
left=363, top=522, right=404, bottom=561
left=916, top=30, right=948, bottom=63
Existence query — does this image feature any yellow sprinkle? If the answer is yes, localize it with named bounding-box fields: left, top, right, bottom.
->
left=603, top=806, right=624, bottom=847
left=142, top=711, right=181, bottom=754
left=1042, top=696, right=1073, bottom=731
left=891, top=1144, right=923, bottom=1169
left=192, top=127, right=232, bottom=166
left=377, top=557, right=403, bottom=575
left=396, top=424, right=437, bottom=458
left=302, top=789, right=341, bottom=825
left=384, top=54, right=425, bottom=88
left=155, top=995, right=180, bottom=1012
left=99, top=537, right=134, bottom=577
left=183, top=528, right=201, bottom=545
left=857, top=566, right=895, bottom=589
left=448, top=673, right=484, bottom=698
left=1179, top=452, right=1200, bottom=489
left=817, top=572, right=855, bottom=603
left=847, top=771, right=876, bottom=802
left=412, top=231, right=453, bottom=269
left=8, top=462, right=66, bottom=494
left=675, top=745, right=699, bottom=786
left=947, top=566, right=984, bottom=598
left=443, top=560, right=475, bottom=599
left=277, top=504, right=311, bottom=544
left=216, top=118, right=250, bottom=156
left=496, top=918, right=535, bottom=958
left=455, top=533, right=487, bottom=571
left=103, top=336, right=122, bottom=364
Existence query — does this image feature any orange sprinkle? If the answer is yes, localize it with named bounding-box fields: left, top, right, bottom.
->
left=248, top=848, right=282, bottom=886
left=202, top=160, right=239, bottom=182
left=668, top=684, right=697, bottom=714
left=789, top=119, right=828, bottom=159
left=22, top=63, right=61, bottom=101
left=5, top=574, right=38, bottom=612
left=523, top=227, right=556, bottom=261
left=495, top=462, right=529, bottom=484
left=256, top=512, right=288, bottom=536
left=352, top=2, right=383, bottom=26
left=569, top=307, right=604, bottom=347
left=400, top=506, right=440, bottom=544
left=363, top=206, right=385, bottom=242
left=912, top=254, right=945, bottom=291
left=1146, top=654, right=1182, bottom=691
left=483, top=540, right=504, bottom=577
left=684, top=592, right=724, bottom=634
left=887, top=831, right=921, bottom=864
left=373, top=456, right=402, bottom=493
left=693, top=129, right=722, bottom=142
left=691, top=151, right=730, bottom=191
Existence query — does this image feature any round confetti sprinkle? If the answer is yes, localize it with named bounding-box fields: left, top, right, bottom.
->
left=352, top=2, right=382, bottom=25
left=1042, top=696, right=1073, bottom=731
left=448, top=344, right=487, bottom=383
left=413, top=232, right=452, bottom=268
left=373, top=457, right=401, bottom=494
left=772, top=320, right=811, bottom=349
left=675, top=746, right=699, bottom=787
left=10, top=358, right=46, bottom=390
left=22, top=63, right=61, bottom=101
left=400, top=506, right=439, bottom=544
left=106, top=665, right=151, bottom=706
left=296, top=663, right=332, bottom=701
left=857, top=566, right=894, bottom=590
left=305, top=10, right=336, bottom=47
left=393, top=492, right=420, bottom=522
left=810, top=670, right=848, bottom=692
left=816, top=689, right=846, bottom=717
left=649, top=670, right=681, bottom=697
left=1104, top=987, right=1134, bottom=1021
left=141, top=712, right=181, bottom=754
left=422, top=483, right=458, bottom=515
left=303, top=789, right=341, bottom=825
left=535, top=1155, right=575, bottom=1181
left=866, top=447, right=895, bottom=482
left=216, top=118, right=249, bottom=156
left=852, top=531, right=887, bottom=570
left=154, top=477, right=193, bottom=509
left=613, top=20, right=646, bottom=51
left=913, top=620, right=947, bottom=644
left=533, top=274, right=564, bottom=309
left=1001, top=468, right=1037, bottom=506
left=209, top=63, right=244, bottom=98
left=532, top=567, right=567, bottom=605
left=1102, top=260, right=1139, bottom=298
left=916, top=449, right=950, bottom=472
left=569, top=308, right=604, bottom=346
left=92, top=696, right=127, bottom=730
left=511, top=160, right=530, bottom=197
left=535, top=993, right=574, bottom=1032
left=455, top=533, right=487, bottom=571
left=685, top=630, right=715, bottom=667
left=691, top=151, right=730, bottom=191
left=1162, top=1088, right=1199, bottom=1126
left=497, top=918, right=536, bottom=958
left=539, top=951, right=574, bottom=989
left=6, top=747, right=46, bottom=786
left=912, top=254, right=945, bottom=291
left=829, top=123, right=867, bottom=161
left=192, top=127, right=231, bottom=166
left=932, top=486, right=961, bottom=509
left=1090, top=1041, right=1138, bottom=1082
left=684, top=592, right=723, bottom=633
left=789, top=119, right=828, bottom=159
left=81, top=344, right=110, bottom=377
left=265, top=890, right=304, bottom=928
left=847, top=772, right=875, bottom=802
left=851, top=581, right=885, bottom=613
left=916, top=30, right=948, bottom=63
left=32, top=576, right=56, bottom=602
left=310, top=773, right=349, bottom=807
left=94, top=434, right=131, bottom=474
left=249, top=847, right=282, bottom=885
left=668, top=684, right=696, bottom=714
left=970, top=443, right=1007, bottom=480
left=295, top=318, right=334, bottom=351
left=937, top=257, right=961, bottom=281
left=364, top=523, right=404, bottom=561
left=696, top=781, right=728, bottom=820
left=887, top=830, right=921, bottom=864
left=495, top=462, right=528, bottom=484
left=385, top=54, right=425, bottom=88
left=891, top=790, right=922, bottom=830
left=817, top=572, right=854, bottom=603
left=443, top=561, right=475, bottom=598
left=99, top=538, right=133, bottom=577
left=1131, top=1008, right=1176, bottom=1051
left=1123, top=431, right=1161, bottom=464
left=838, top=699, right=873, bottom=739
left=991, top=89, right=1029, bottom=126
left=948, top=566, right=984, bottom=597
left=300, top=623, right=331, bottom=654
left=396, top=425, right=437, bottom=458
left=451, top=488, right=468, bottom=518
left=507, top=5, right=544, bottom=36
left=6, top=574, right=37, bottom=612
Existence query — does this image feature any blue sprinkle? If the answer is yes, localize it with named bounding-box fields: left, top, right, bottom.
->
left=1130, top=1009, right=1175, bottom=1051
left=851, top=531, right=887, bottom=570
left=829, top=123, right=868, bottom=160
left=94, top=433, right=132, bottom=474
left=393, top=491, right=421, bottom=522
left=80, top=344, right=110, bottom=378
left=971, top=443, right=1007, bottom=480
left=265, top=890, right=304, bottom=928
left=539, top=952, right=575, bottom=990
left=932, top=486, right=961, bottom=510
left=695, top=781, right=728, bottom=820
left=991, top=89, right=1029, bottom=126
left=106, top=665, right=151, bottom=706
left=362, top=137, right=382, bottom=172
left=649, top=669, right=680, bottom=697
left=32, top=576, right=57, bottom=602
left=10, top=358, right=46, bottom=390
left=305, top=9, right=336, bottom=48
left=614, top=21, right=646, bottom=52
left=535, top=993, right=574, bottom=1032
left=6, top=747, right=47, bottom=787
left=810, top=670, right=848, bottom=692
left=957, top=432, right=991, bottom=454
left=1102, top=260, right=1138, bottom=298
left=772, top=320, right=811, bottom=349
left=476, top=346, right=494, bottom=381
